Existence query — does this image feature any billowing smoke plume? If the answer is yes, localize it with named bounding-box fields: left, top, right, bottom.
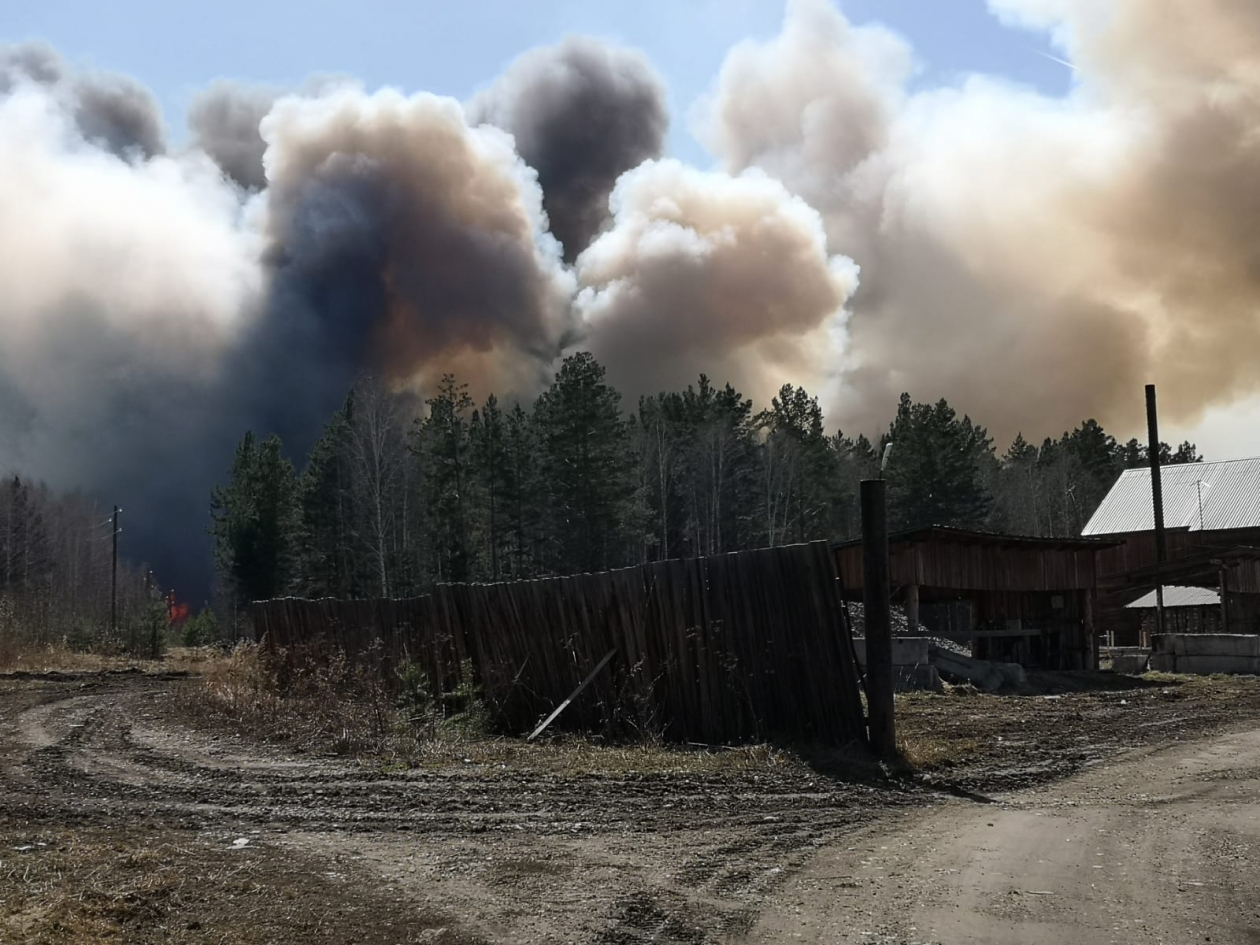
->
left=0, top=50, right=259, bottom=594
left=254, top=84, right=575, bottom=427
left=189, top=80, right=277, bottom=189
left=5, top=3, right=1260, bottom=591
left=702, top=0, right=1260, bottom=439
left=577, top=159, right=858, bottom=403
left=469, top=37, right=668, bottom=261
left=1, top=43, right=165, bottom=158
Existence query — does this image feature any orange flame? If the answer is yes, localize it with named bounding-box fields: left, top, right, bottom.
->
left=166, top=592, right=190, bottom=625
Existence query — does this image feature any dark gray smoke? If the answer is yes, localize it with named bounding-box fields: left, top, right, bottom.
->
left=1, top=42, right=164, bottom=158
left=188, top=80, right=277, bottom=189
left=470, top=36, right=668, bottom=261
left=255, top=86, right=574, bottom=427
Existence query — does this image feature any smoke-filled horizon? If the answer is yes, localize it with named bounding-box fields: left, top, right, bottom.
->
left=2, top=0, right=1259, bottom=594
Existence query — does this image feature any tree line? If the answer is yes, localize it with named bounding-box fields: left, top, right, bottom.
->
left=210, top=352, right=1202, bottom=606
left=0, top=475, right=160, bottom=651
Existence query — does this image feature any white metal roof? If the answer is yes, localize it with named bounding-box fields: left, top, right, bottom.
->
left=1082, top=457, right=1260, bottom=536
left=1125, top=585, right=1221, bottom=609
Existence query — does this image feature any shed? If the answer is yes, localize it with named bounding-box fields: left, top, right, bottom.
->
left=832, top=526, right=1119, bottom=671
left=1125, top=585, right=1222, bottom=638
left=1082, top=458, right=1260, bottom=644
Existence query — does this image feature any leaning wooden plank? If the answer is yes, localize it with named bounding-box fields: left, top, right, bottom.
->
left=527, top=648, right=617, bottom=742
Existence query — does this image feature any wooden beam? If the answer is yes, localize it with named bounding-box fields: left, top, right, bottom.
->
left=527, top=648, right=616, bottom=742
left=861, top=480, right=896, bottom=758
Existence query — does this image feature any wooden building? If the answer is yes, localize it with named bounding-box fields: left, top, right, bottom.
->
left=1125, top=585, right=1223, bottom=639
left=832, top=526, right=1119, bottom=670
left=1082, top=458, right=1260, bottom=644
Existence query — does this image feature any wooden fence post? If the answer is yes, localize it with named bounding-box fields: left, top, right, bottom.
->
left=861, top=480, right=896, bottom=757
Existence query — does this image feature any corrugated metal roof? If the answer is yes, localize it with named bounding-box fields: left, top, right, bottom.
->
left=1125, top=585, right=1221, bottom=609
left=1082, top=457, right=1260, bottom=536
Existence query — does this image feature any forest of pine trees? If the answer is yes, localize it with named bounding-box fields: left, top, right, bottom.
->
left=209, top=352, right=1204, bottom=609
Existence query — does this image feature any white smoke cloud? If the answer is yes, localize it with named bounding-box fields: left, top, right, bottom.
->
left=700, top=0, right=1260, bottom=442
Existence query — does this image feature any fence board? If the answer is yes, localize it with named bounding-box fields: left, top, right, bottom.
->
left=252, top=541, right=867, bottom=746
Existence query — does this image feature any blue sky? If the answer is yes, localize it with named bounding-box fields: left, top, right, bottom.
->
left=6, top=0, right=1071, bottom=160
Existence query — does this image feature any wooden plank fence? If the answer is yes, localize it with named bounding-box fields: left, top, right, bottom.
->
left=252, top=541, right=867, bottom=746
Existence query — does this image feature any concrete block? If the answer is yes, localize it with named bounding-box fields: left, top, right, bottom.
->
left=852, top=636, right=932, bottom=667
left=1111, top=651, right=1150, bottom=675
left=1182, top=635, right=1260, bottom=658
left=928, top=647, right=1025, bottom=692
left=1175, top=655, right=1260, bottom=675
left=893, top=665, right=943, bottom=692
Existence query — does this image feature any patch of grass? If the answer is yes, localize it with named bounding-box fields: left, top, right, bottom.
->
left=0, top=643, right=140, bottom=674
left=1139, top=670, right=1189, bottom=684
left=170, top=643, right=803, bottom=779
left=897, top=732, right=982, bottom=770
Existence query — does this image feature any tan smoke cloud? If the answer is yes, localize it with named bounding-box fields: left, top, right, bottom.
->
left=574, top=158, right=858, bottom=405
left=259, top=84, right=575, bottom=399
left=701, top=0, right=1260, bottom=444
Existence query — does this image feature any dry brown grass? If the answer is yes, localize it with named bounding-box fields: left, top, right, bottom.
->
left=0, top=642, right=138, bottom=674
left=896, top=731, right=983, bottom=770
left=0, top=826, right=473, bottom=944
left=0, top=641, right=230, bottom=676
left=171, top=643, right=798, bottom=778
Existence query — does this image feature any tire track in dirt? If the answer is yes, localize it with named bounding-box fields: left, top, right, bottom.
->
left=0, top=673, right=920, bottom=943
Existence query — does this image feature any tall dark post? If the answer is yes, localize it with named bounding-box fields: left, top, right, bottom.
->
left=1146, top=385, right=1167, bottom=640
left=861, top=479, right=896, bottom=757
left=111, top=505, right=119, bottom=638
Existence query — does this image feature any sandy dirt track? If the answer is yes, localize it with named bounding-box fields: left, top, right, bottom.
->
left=2, top=670, right=1259, bottom=943
left=744, top=725, right=1260, bottom=944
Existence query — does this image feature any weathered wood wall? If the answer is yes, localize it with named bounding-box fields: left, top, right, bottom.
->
left=833, top=532, right=1101, bottom=593
left=252, top=541, right=867, bottom=746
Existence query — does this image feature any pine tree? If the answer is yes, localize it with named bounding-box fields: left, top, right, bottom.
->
left=296, top=396, right=355, bottom=597
left=757, top=385, right=845, bottom=545
left=413, top=375, right=474, bottom=583
left=469, top=394, right=510, bottom=580
left=832, top=432, right=879, bottom=540
left=884, top=394, right=996, bottom=531
left=502, top=403, right=541, bottom=578
left=533, top=352, right=634, bottom=574
left=210, top=432, right=301, bottom=605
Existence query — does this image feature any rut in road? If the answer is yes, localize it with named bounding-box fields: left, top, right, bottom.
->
left=0, top=673, right=918, bottom=943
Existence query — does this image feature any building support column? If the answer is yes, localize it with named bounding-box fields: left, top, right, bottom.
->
left=1220, top=568, right=1230, bottom=634
left=1084, top=589, right=1097, bottom=671
left=906, top=584, right=920, bottom=635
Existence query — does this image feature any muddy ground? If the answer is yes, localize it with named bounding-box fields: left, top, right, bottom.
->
left=2, top=670, right=1260, bottom=943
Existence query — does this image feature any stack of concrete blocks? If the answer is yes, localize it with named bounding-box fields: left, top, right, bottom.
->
left=851, top=637, right=943, bottom=692
left=927, top=645, right=1028, bottom=692
left=1107, top=647, right=1151, bottom=675
left=1149, top=634, right=1260, bottom=675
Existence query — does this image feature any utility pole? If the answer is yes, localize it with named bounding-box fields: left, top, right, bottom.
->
left=861, top=479, right=896, bottom=757
left=1145, top=386, right=1167, bottom=642
left=111, top=505, right=120, bottom=638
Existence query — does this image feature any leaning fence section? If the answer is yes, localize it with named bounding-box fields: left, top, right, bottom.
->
left=252, top=541, right=866, bottom=746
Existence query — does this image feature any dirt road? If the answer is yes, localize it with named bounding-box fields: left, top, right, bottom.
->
left=2, top=670, right=1259, bottom=943
left=745, top=725, right=1260, bottom=944
left=0, top=672, right=913, bottom=943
